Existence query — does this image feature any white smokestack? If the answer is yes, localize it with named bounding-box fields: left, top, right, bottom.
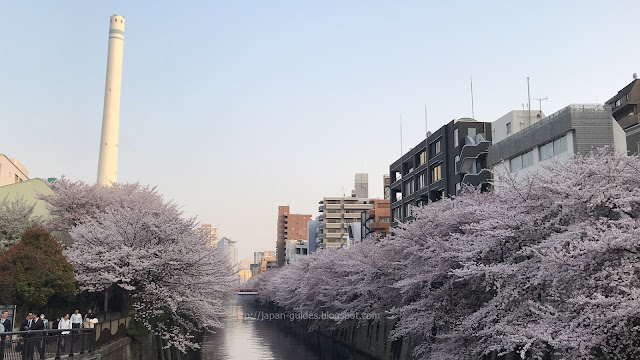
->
left=97, top=15, right=125, bottom=186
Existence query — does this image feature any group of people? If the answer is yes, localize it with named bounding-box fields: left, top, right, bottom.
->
left=0, top=309, right=100, bottom=359
left=14, top=309, right=99, bottom=332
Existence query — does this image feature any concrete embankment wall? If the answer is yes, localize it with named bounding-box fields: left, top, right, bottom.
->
left=264, top=303, right=417, bottom=360
left=93, top=333, right=199, bottom=360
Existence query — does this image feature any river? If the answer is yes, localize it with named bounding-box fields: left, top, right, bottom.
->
left=200, top=296, right=376, bottom=360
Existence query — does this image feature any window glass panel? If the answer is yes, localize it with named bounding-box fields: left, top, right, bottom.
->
left=454, top=129, right=459, bottom=147
left=540, top=142, right=554, bottom=161
left=506, top=122, right=512, bottom=134
left=554, top=136, right=568, bottom=155
left=522, top=150, right=534, bottom=168
left=510, top=156, right=523, bottom=172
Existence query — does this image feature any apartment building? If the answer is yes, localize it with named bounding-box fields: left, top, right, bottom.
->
left=276, top=206, right=311, bottom=267
left=0, top=154, right=29, bottom=187
left=318, top=197, right=374, bottom=249
left=606, top=77, right=640, bottom=155
left=488, top=104, right=627, bottom=189
left=389, top=118, right=492, bottom=224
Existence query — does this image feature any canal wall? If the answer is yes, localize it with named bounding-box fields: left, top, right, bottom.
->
left=94, top=333, right=201, bottom=360
left=260, top=303, right=418, bottom=360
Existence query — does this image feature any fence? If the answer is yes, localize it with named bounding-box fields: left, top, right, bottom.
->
left=0, top=328, right=94, bottom=360
left=93, top=316, right=132, bottom=348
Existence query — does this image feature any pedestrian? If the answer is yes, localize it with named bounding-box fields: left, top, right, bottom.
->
left=58, top=314, right=71, bottom=352
left=0, top=310, right=11, bottom=347
left=71, top=310, right=82, bottom=329
left=29, top=312, right=45, bottom=360
left=84, top=309, right=97, bottom=329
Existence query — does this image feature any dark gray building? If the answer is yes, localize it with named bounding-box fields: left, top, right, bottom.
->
left=606, top=78, right=640, bottom=155
left=389, top=118, right=492, bottom=224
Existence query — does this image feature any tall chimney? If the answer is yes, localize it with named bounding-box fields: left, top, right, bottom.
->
left=97, top=15, right=125, bottom=186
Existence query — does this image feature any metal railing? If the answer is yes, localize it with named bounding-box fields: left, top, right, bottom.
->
left=0, top=328, right=94, bottom=360
left=93, top=316, right=131, bottom=348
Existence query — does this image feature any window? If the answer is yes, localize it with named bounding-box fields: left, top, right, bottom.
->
left=615, top=99, right=622, bottom=107
left=510, top=156, right=523, bottom=172
left=454, top=128, right=459, bottom=147
left=15, top=175, right=19, bottom=183
left=434, top=140, right=441, bottom=154
left=379, top=217, right=390, bottom=223
left=392, top=207, right=401, bottom=221
left=405, top=180, right=414, bottom=195
left=417, top=172, right=427, bottom=189
left=522, top=150, right=534, bottom=168
left=539, top=135, right=568, bottom=161
left=431, top=164, right=442, bottom=182
left=404, top=203, right=413, bottom=218
left=419, top=151, right=427, bottom=165
left=506, top=122, right=512, bottom=134
left=510, top=150, right=535, bottom=172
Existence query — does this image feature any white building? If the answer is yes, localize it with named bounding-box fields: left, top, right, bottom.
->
left=489, top=104, right=627, bottom=189
left=217, top=237, right=239, bottom=271
left=352, top=173, right=368, bottom=198
left=0, top=154, right=29, bottom=187
left=318, top=197, right=373, bottom=249
left=285, top=239, right=309, bottom=265
left=199, top=224, right=219, bottom=247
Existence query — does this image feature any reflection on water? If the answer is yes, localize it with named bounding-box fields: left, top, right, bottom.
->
left=200, top=297, right=375, bottom=360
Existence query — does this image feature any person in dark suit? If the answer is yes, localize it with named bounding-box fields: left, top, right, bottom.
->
left=30, top=313, right=45, bottom=359
left=1, top=311, right=12, bottom=347
left=21, top=313, right=33, bottom=331
left=20, top=313, right=34, bottom=359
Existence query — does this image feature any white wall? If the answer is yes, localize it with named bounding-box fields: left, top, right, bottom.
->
left=492, top=131, right=575, bottom=190
left=0, top=154, right=29, bottom=187
left=492, top=110, right=545, bottom=144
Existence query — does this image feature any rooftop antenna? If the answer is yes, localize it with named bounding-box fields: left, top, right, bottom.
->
left=424, top=105, right=428, bottom=138
left=527, top=77, right=531, bottom=126
left=471, top=76, right=475, bottom=119
left=531, top=97, right=548, bottom=113
left=400, top=115, right=403, bottom=158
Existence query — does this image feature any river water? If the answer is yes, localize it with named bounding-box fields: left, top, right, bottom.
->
left=200, top=296, right=375, bottom=360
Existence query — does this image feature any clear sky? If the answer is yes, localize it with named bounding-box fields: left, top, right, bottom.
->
left=1, top=1, right=638, bottom=260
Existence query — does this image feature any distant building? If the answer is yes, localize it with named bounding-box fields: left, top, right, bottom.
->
left=217, top=237, right=239, bottom=271
left=383, top=175, right=391, bottom=200
left=318, top=197, right=373, bottom=249
left=489, top=104, right=627, bottom=189
left=351, top=173, right=368, bottom=198
left=260, top=254, right=277, bottom=273
left=366, top=199, right=391, bottom=238
left=237, top=260, right=253, bottom=283
left=199, top=224, right=218, bottom=247
left=606, top=77, right=640, bottom=155
left=285, top=239, right=309, bottom=265
left=276, top=206, right=311, bottom=267
left=253, top=251, right=264, bottom=264
left=0, top=154, right=29, bottom=187
left=250, top=263, right=261, bottom=277
left=307, top=218, right=321, bottom=253
left=390, top=118, right=492, bottom=224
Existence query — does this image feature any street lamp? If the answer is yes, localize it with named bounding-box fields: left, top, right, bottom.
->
left=103, top=283, right=110, bottom=321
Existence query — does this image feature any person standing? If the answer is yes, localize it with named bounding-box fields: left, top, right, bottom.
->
left=70, top=310, right=82, bottom=329
left=1, top=311, right=12, bottom=348
left=84, top=309, right=97, bottom=329
left=30, top=313, right=45, bottom=360
left=58, top=314, right=71, bottom=352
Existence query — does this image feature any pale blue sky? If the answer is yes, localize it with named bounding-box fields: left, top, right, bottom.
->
left=1, top=1, right=637, bottom=259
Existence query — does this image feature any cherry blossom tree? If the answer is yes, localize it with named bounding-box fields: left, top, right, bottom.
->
left=43, top=181, right=235, bottom=351
left=252, top=152, right=640, bottom=360
left=0, top=195, right=42, bottom=252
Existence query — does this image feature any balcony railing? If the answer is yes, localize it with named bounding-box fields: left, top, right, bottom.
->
left=0, top=328, right=95, bottom=360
